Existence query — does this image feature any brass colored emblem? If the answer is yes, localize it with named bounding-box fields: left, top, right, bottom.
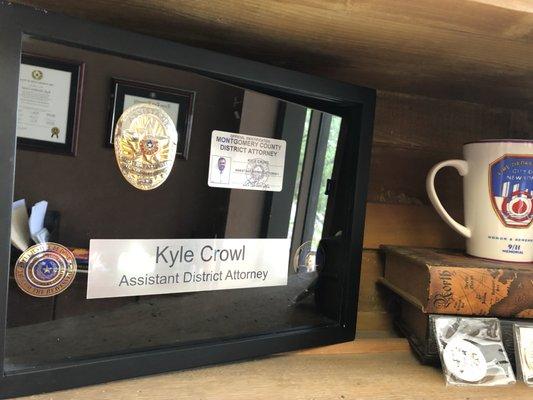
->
left=114, top=103, right=178, bottom=190
left=31, top=69, right=43, bottom=80
left=14, top=242, right=77, bottom=298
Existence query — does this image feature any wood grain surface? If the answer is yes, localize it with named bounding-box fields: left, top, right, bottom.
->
left=363, top=203, right=464, bottom=250
left=10, top=0, right=533, bottom=109
left=15, top=338, right=533, bottom=400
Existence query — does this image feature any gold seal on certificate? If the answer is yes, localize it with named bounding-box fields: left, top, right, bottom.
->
left=14, top=242, right=77, bottom=298
left=114, top=103, right=178, bottom=190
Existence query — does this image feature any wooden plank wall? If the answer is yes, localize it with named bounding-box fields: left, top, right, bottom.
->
left=356, top=90, right=532, bottom=335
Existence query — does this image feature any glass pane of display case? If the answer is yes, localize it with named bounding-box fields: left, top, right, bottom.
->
left=5, top=36, right=348, bottom=372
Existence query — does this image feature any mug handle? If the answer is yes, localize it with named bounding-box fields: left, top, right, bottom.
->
left=426, top=160, right=471, bottom=238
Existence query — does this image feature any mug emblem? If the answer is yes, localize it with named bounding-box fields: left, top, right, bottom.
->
left=489, top=155, right=533, bottom=228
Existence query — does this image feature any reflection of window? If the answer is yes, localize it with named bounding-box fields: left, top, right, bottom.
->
left=311, top=115, right=341, bottom=248
left=289, top=110, right=341, bottom=254
left=287, top=108, right=311, bottom=240
left=263, top=105, right=341, bottom=260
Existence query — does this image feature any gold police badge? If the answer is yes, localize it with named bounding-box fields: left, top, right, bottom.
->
left=14, top=242, right=77, bottom=298
left=114, top=103, right=178, bottom=190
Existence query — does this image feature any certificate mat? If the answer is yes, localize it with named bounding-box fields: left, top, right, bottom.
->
left=123, top=94, right=180, bottom=126
left=87, top=238, right=290, bottom=299
left=17, top=63, right=72, bottom=143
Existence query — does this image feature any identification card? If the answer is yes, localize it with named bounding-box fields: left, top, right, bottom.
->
left=208, top=130, right=286, bottom=192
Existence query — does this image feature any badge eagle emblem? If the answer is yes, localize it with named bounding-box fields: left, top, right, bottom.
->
left=114, top=103, right=178, bottom=190
left=489, top=155, right=533, bottom=228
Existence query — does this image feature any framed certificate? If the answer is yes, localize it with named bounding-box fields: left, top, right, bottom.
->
left=16, top=54, right=84, bottom=155
left=108, top=79, right=195, bottom=159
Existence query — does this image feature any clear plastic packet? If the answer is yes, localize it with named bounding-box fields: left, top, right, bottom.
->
left=513, top=323, right=533, bottom=386
left=433, top=316, right=515, bottom=386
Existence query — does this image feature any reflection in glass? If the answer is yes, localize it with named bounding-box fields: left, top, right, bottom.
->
left=5, top=37, right=345, bottom=372
left=312, top=115, right=342, bottom=248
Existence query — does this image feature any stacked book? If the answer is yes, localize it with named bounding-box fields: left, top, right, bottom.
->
left=379, top=246, right=533, bottom=364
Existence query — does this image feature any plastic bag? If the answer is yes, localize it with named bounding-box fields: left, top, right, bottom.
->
left=513, top=323, right=533, bottom=386
left=433, top=316, right=515, bottom=386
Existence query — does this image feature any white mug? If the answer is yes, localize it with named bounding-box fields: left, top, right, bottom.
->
left=426, top=140, right=532, bottom=262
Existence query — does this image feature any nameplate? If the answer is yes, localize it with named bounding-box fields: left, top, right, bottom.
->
left=87, top=238, right=289, bottom=299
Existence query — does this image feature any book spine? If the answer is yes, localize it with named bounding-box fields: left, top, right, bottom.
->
left=426, top=265, right=533, bottom=318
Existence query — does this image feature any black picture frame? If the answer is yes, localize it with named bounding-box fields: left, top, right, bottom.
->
left=107, top=78, right=195, bottom=159
left=17, top=53, right=84, bottom=156
left=0, top=3, right=375, bottom=398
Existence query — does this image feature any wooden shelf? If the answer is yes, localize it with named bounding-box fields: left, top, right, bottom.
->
left=4, top=2, right=531, bottom=398
left=11, top=0, right=533, bottom=109
left=17, top=338, right=532, bottom=399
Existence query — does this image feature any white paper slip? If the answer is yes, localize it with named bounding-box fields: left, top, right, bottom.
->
left=87, top=238, right=290, bottom=299
left=208, top=130, right=286, bottom=192
left=29, top=200, right=49, bottom=243
left=11, top=199, right=31, bottom=251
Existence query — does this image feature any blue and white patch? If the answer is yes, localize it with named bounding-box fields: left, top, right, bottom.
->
left=489, top=155, right=533, bottom=228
